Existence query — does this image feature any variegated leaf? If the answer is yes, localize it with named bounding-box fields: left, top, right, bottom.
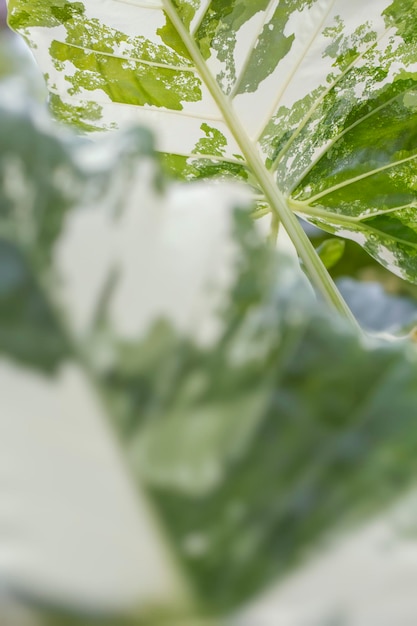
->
left=5, top=58, right=417, bottom=623
left=8, top=0, right=417, bottom=282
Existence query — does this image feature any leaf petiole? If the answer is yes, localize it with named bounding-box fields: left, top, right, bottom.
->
left=162, top=0, right=358, bottom=328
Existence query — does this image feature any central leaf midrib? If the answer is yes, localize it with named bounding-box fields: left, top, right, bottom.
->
left=161, top=0, right=357, bottom=323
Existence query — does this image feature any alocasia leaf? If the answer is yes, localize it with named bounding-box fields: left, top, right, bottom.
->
left=7, top=0, right=417, bottom=286
left=4, top=80, right=417, bottom=623
left=103, top=230, right=417, bottom=612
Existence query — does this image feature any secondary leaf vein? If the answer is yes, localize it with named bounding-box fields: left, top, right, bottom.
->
left=270, top=26, right=392, bottom=173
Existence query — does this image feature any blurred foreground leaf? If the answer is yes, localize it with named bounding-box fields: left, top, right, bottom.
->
left=2, top=80, right=417, bottom=624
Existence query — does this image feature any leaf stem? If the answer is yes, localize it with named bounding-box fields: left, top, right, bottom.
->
left=162, top=0, right=358, bottom=327
left=269, top=213, right=280, bottom=246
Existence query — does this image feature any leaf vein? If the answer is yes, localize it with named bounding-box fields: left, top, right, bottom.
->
left=58, top=41, right=196, bottom=73
left=255, top=0, right=337, bottom=142
left=270, top=26, right=392, bottom=173
left=288, top=91, right=407, bottom=193
left=47, top=87, right=223, bottom=121
left=229, top=0, right=277, bottom=99
left=301, top=153, right=417, bottom=205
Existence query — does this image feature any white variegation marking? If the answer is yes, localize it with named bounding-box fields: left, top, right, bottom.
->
left=56, top=160, right=251, bottom=346
left=0, top=362, right=186, bottom=611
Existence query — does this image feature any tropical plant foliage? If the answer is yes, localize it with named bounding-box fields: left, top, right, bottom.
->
left=4, top=1, right=417, bottom=624
left=1, top=66, right=417, bottom=623
left=7, top=0, right=417, bottom=286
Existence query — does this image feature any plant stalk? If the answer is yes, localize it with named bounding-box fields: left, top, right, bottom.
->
left=163, top=0, right=359, bottom=328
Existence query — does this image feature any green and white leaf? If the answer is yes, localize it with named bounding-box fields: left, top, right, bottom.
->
left=7, top=0, right=417, bottom=284
left=4, top=82, right=417, bottom=622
